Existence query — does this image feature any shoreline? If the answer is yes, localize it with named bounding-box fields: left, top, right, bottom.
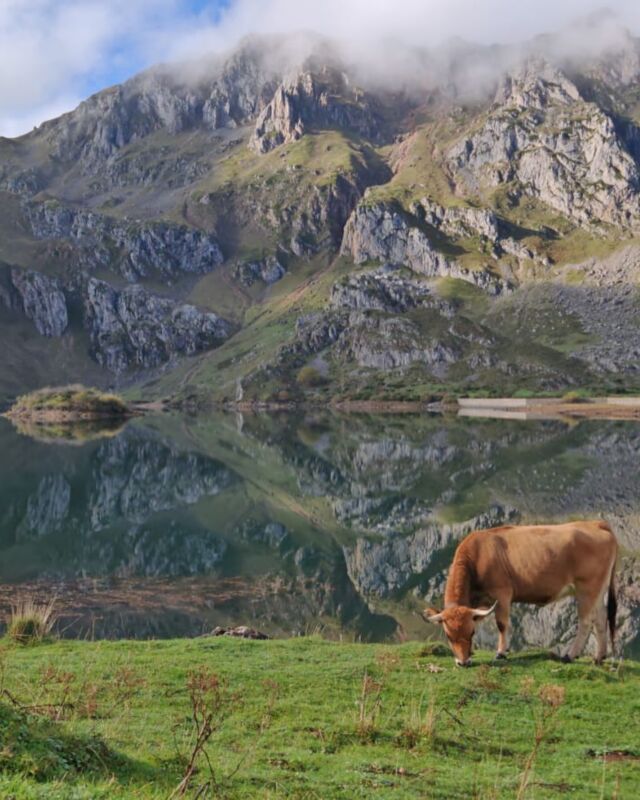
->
left=5, top=395, right=640, bottom=422
left=3, top=408, right=139, bottom=423
left=215, top=396, right=640, bottom=419
left=456, top=396, right=640, bottom=420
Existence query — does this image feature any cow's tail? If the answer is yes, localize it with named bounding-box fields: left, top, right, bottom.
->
left=607, top=566, right=617, bottom=656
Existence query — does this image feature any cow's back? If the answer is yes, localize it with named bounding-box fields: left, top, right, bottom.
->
left=462, top=521, right=617, bottom=605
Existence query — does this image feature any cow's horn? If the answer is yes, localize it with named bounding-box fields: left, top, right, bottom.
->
left=424, top=608, right=444, bottom=624
left=472, top=601, right=497, bottom=620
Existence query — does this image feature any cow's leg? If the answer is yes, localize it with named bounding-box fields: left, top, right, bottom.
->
left=593, top=569, right=614, bottom=665
left=494, top=596, right=512, bottom=659
left=593, top=597, right=608, bottom=665
left=564, top=591, right=596, bottom=662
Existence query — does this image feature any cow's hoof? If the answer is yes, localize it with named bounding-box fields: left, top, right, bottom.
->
left=561, top=654, right=573, bottom=664
left=495, top=651, right=508, bottom=660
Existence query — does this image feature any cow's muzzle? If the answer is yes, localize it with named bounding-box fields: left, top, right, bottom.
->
left=455, top=658, right=472, bottom=668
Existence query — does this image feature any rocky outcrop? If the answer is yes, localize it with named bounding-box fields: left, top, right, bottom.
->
left=0, top=266, right=68, bottom=336
left=211, top=625, right=270, bottom=639
left=0, top=167, right=42, bottom=196
left=329, top=268, right=436, bottom=313
left=234, top=255, right=286, bottom=286
left=291, top=172, right=376, bottom=254
left=341, top=202, right=452, bottom=273
left=82, top=278, right=231, bottom=372
left=287, top=268, right=495, bottom=376
left=419, top=198, right=500, bottom=240
left=293, top=312, right=348, bottom=355
left=41, top=46, right=279, bottom=173
left=0, top=264, right=231, bottom=372
left=495, top=58, right=582, bottom=109
left=23, top=200, right=224, bottom=282
left=448, top=58, right=640, bottom=230
left=417, top=198, right=550, bottom=266
left=341, top=203, right=509, bottom=294
left=335, top=312, right=462, bottom=372
left=250, top=68, right=379, bottom=153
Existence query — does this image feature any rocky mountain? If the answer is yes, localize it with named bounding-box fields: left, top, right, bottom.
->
left=2, top=20, right=640, bottom=402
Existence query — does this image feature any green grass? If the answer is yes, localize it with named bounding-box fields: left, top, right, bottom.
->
left=366, top=115, right=476, bottom=208
left=0, top=638, right=638, bottom=799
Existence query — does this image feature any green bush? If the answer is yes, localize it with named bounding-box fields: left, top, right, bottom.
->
left=296, top=366, right=326, bottom=388
left=561, top=390, right=589, bottom=404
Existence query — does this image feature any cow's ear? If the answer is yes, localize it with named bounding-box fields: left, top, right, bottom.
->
left=424, top=607, right=444, bottom=624
left=471, top=601, right=497, bottom=621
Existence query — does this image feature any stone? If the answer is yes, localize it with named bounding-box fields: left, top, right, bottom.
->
left=211, top=626, right=270, bottom=639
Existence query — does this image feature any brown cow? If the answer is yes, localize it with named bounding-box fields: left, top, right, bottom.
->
left=425, top=521, right=618, bottom=667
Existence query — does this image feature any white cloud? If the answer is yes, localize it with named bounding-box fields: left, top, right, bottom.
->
left=0, top=95, right=82, bottom=138
left=0, top=0, right=181, bottom=136
left=169, top=0, right=640, bottom=56
left=2, top=0, right=640, bottom=137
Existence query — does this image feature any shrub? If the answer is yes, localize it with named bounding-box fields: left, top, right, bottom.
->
left=7, top=599, right=57, bottom=645
left=561, top=390, right=589, bottom=404
left=439, top=394, right=459, bottom=408
left=296, top=366, right=326, bottom=388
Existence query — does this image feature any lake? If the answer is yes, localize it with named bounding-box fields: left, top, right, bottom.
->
left=1, top=411, right=638, bottom=655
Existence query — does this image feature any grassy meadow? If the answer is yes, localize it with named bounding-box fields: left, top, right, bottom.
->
left=0, top=637, right=638, bottom=799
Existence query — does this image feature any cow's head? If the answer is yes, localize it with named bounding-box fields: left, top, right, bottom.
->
left=423, top=602, right=497, bottom=667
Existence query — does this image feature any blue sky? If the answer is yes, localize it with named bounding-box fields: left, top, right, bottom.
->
left=2, top=0, right=640, bottom=138
left=0, top=0, right=233, bottom=136
left=79, top=1, right=230, bottom=96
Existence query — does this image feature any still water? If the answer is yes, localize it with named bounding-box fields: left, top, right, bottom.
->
left=0, top=412, right=638, bottom=654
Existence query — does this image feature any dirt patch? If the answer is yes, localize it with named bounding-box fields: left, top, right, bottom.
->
left=587, top=749, right=640, bottom=762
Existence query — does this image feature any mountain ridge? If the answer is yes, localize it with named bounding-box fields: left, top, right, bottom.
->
left=2, top=21, right=640, bottom=404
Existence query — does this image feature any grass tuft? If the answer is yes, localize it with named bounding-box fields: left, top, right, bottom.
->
left=7, top=598, right=57, bottom=645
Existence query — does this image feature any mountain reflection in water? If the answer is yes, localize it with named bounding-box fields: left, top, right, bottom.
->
left=0, top=412, right=638, bottom=655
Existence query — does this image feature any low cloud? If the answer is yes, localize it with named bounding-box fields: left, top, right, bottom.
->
left=2, top=0, right=640, bottom=137
left=0, top=0, right=184, bottom=136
